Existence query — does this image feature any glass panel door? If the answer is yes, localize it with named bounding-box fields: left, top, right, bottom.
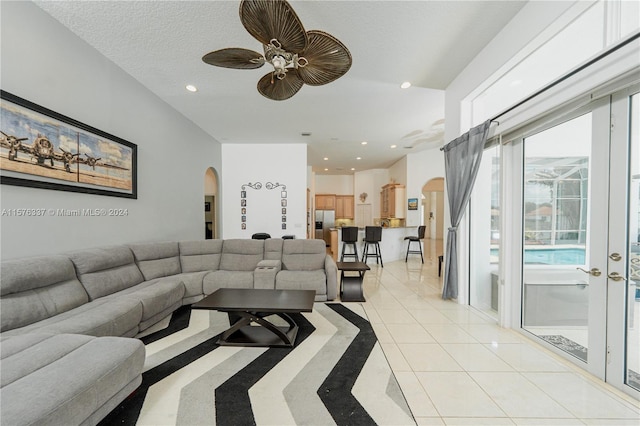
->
left=607, top=89, right=640, bottom=396
left=521, top=113, right=598, bottom=366
left=517, top=88, right=640, bottom=396
left=625, top=92, right=640, bottom=392
left=470, top=144, right=500, bottom=320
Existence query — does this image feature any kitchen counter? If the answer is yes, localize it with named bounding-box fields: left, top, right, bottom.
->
left=330, top=226, right=418, bottom=263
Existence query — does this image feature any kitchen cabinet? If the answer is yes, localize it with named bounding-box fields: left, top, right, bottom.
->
left=335, top=195, right=354, bottom=219
left=315, top=194, right=336, bottom=210
left=380, top=184, right=406, bottom=219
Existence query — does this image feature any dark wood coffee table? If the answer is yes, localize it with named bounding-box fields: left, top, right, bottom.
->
left=191, top=288, right=315, bottom=347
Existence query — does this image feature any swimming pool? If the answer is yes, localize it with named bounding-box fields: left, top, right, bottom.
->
left=491, top=247, right=586, bottom=265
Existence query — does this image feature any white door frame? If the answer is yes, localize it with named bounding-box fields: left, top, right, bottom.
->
left=606, top=85, right=640, bottom=398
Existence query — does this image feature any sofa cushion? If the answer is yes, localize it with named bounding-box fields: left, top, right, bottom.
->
left=103, top=277, right=185, bottom=325
left=0, top=333, right=144, bottom=426
left=68, top=246, right=144, bottom=300
left=1, top=255, right=89, bottom=332
left=219, top=239, right=264, bottom=271
left=264, top=238, right=284, bottom=261
left=282, top=239, right=326, bottom=271
left=1, top=297, right=143, bottom=337
left=129, top=241, right=181, bottom=280
left=155, top=271, right=208, bottom=301
left=203, top=270, right=254, bottom=294
left=179, top=240, right=223, bottom=272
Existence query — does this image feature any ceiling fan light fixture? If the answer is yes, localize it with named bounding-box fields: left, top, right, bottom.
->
left=202, top=0, right=351, bottom=101
left=272, top=55, right=286, bottom=70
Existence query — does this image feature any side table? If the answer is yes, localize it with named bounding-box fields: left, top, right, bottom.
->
left=337, top=261, right=370, bottom=302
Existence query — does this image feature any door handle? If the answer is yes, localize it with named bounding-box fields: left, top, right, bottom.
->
left=576, top=267, right=602, bottom=277
left=607, top=272, right=628, bottom=281
left=609, top=253, right=622, bottom=262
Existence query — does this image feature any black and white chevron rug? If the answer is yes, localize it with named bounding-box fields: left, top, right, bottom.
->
left=99, top=303, right=415, bottom=425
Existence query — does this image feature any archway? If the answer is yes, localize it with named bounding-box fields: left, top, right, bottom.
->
left=421, top=177, right=444, bottom=261
left=204, top=167, right=219, bottom=239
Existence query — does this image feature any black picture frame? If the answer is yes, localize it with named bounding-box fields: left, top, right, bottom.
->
left=0, top=90, right=137, bottom=199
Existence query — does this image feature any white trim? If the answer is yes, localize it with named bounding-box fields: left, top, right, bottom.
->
left=491, top=38, right=640, bottom=141
left=467, top=1, right=597, bottom=105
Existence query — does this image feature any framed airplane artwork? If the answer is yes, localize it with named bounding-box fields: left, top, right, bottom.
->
left=0, top=90, right=137, bottom=199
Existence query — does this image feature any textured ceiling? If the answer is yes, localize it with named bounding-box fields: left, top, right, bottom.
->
left=36, top=0, right=526, bottom=174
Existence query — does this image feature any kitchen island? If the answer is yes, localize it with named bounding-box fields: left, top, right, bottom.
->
left=329, top=226, right=419, bottom=263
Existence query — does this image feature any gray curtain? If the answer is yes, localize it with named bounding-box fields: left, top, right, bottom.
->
left=442, top=120, right=491, bottom=300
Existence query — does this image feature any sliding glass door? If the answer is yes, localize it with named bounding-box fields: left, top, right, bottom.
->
left=470, top=144, right=501, bottom=320
left=521, top=111, right=598, bottom=371
left=519, top=86, right=639, bottom=397
left=607, top=89, right=640, bottom=394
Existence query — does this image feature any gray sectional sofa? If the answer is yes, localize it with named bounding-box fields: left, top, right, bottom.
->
left=0, top=238, right=337, bottom=426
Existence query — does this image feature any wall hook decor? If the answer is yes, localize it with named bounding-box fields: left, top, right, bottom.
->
left=359, top=192, right=368, bottom=203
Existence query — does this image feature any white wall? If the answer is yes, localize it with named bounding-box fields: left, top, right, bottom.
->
left=445, top=1, right=575, bottom=139
left=315, top=175, right=354, bottom=195
left=388, top=157, right=407, bottom=185
left=221, top=144, right=307, bottom=239
left=0, top=2, right=222, bottom=259
left=405, top=149, right=446, bottom=227
left=353, top=168, right=388, bottom=223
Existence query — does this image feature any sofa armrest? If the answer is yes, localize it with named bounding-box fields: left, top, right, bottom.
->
left=254, top=260, right=281, bottom=290
left=324, top=255, right=338, bottom=301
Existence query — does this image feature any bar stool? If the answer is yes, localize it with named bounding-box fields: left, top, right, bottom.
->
left=404, top=225, right=426, bottom=263
left=340, top=226, right=359, bottom=261
left=362, top=226, right=383, bottom=267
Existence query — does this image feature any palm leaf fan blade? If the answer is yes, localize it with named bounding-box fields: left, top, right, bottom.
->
left=298, top=30, right=352, bottom=86
left=257, top=69, right=304, bottom=101
left=240, top=0, right=308, bottom=53
left=202, top=48, right=265, bottom=69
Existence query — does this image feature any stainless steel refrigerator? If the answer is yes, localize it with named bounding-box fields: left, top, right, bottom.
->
left=314, top=210, right=335, bottom=247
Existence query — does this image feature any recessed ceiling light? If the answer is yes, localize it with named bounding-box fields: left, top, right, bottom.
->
left=186, top=84, right=198, bottom=92
left=361, top=141, right=367, bottom=145
left=351, top=168, right=355, bottom=171
left=324, top=168, right=329, bottom=171
left=400, top=82, right=411, bottom=89
left=390, top=144, right=397, bottom=149
left=323, top=157, right=329, bottom=161
left=356, top=157, right=361, bottom=160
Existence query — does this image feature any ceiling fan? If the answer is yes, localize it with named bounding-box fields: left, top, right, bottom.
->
left=202, top=0, right=352, bottom=101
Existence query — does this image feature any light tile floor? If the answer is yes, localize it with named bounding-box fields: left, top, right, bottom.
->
left=346, top=256, right=640, bottom=425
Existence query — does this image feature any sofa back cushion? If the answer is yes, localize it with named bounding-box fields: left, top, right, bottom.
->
left=220, top=239, right=264, bottom=271
left=68, top=246, right=144, bottom=300
left=179, top=240, right=223, bottom=272
left=0, top=255, right=89, bottom=331
left=282, top=239, right=326, bottom=271
left=129, top=242, right=181, bottom=280
left=264, top=238, right=283, bottom=261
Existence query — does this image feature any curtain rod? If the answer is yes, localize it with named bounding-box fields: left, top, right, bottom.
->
left=439, top=31, right=640, bottom=152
